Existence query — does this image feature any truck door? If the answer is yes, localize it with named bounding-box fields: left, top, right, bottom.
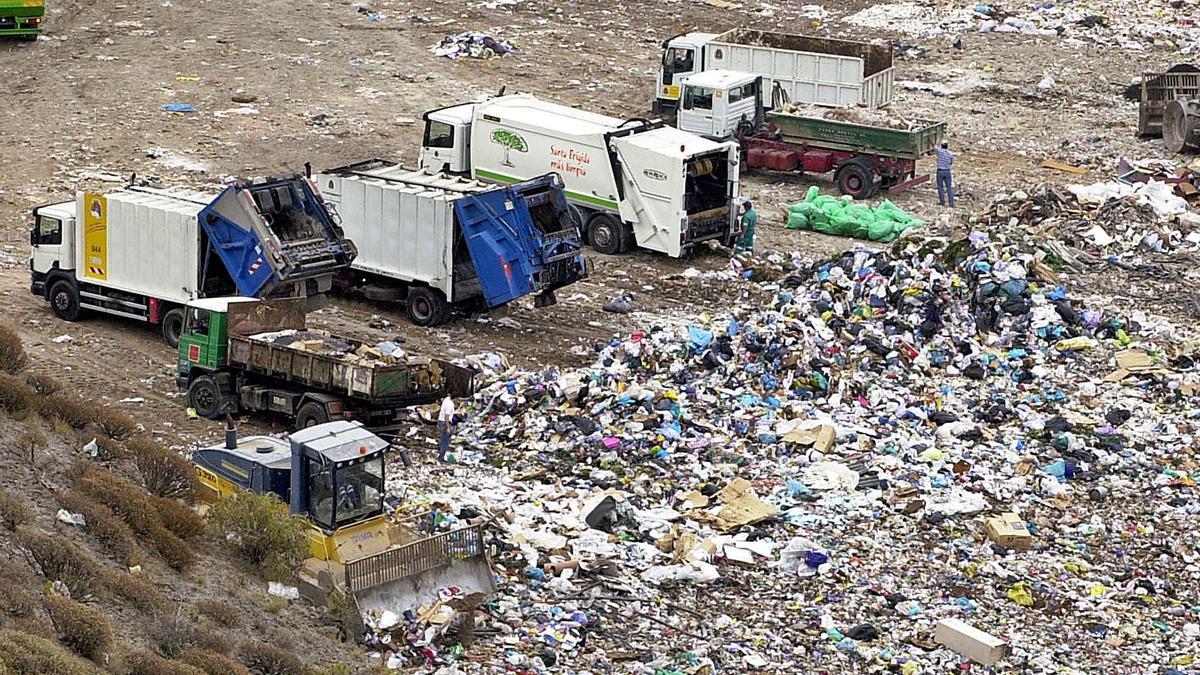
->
left=452, top=187, right=537, bottom=307
left=657, top=44, right=698, bottom=113
left=29, top=210, right=70, bottom=276
left=419, top=116, right=468, bottom=175
left=678, top=84, right=717, bottom=137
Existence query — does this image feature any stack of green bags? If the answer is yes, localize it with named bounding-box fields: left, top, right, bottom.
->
left=785, top=186, right=923, bottom=243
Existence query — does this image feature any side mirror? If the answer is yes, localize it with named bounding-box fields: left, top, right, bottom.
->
left=29, top=227, right=36, bottom=246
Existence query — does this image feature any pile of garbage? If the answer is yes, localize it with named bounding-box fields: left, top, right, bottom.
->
left=778, top=103, right=925, bottom=131
left=249, top=329, right=409, bottom=363
left=972, top=161, right=1200, bottom=259
left=785, top=186, right=923, bottom=242
left=431, top=32, right=514, bottom=60
left=378, top=232, right=1200, bottom=672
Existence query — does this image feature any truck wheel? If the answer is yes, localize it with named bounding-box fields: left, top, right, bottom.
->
left=48, top=281, right=81, bottom=321
left=406, top=287, right=451, bottom=327
left=588, top=215, right=623, bottom=255
left=835, top=163, right=879, bottom=200
left=187, top=375, right=224, bottom=420
left=296, top=402, right=330, bottom=429
left=161, top=308, right=184, bottom=348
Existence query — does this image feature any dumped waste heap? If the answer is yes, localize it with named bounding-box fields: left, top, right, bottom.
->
left=377, top=234, right=1200, bottom=672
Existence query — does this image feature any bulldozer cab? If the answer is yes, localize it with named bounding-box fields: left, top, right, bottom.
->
left=290, top=424, right=386, bottom=532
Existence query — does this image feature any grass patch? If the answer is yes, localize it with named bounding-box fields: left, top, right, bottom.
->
left=16, top=529, right=101, bottom=600
left=54, top=490, right=142, bottom=567
left=209, top=492, right=308, bottom=582
left=181, top=648, right=252, bottom=675
left=238, top=642, right=305, bottom=675
left=0, top=327, right=28, bottom=375
left=0, top=628, right=106, bottom=674
left=128, top=438, right=196, bottom=500
left=24, top=372, right=62, bottom=396
left=0, top=492, right=33, bottom=531
left=194, top=599, right=242, bottom=629
left=74, top=465, right=195, bottom=571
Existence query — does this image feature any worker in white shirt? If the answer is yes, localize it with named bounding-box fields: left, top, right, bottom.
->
left=438, top=396, right=456, bottom=462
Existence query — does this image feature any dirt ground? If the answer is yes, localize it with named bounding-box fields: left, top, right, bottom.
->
left=0, top=0, right=1195, bottom=668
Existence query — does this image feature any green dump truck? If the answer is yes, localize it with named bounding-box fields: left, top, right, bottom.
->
left=1, top=0, right=43, bottom=40
left=175, top=297, right=475, bottom=428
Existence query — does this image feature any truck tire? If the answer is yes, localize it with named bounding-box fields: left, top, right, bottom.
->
left=187, top=375, right=224, bottom=420
left=48, top=281, right=81, bottom=322
left=406, top=287, right=451, bottom=327
left=835, top=163, right=879, bottom=200
left=161, top=308, right=184, bottom=348
left=588, top=214, right=623, bottom=255
left=296, top=401, right=330, bottom=429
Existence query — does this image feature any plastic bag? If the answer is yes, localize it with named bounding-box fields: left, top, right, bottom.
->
left=786, top=212, right=809, bottom=230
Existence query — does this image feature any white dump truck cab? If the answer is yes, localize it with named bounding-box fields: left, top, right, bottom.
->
left=419, top=104, right=475, bottom=175
left=677, top=71, right=763, bottom=141
left=29, top=200, right=76, bottom=296
left=656, top=32, right=717, bottom=116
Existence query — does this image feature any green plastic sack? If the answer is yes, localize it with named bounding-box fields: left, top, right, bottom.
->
left=867, top=219, right=897, bottom=242
left=877, top=199, right=913, bottom=223
left=804, top=185, right=821, bottom=202
left=786, top=212, right=809, bottom=230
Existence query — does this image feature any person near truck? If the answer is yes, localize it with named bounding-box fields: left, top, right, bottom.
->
left=735, top=200, right=757, bottom=254
left=438, top=396, right=456, bottom=462
left=935, top=142, right=955, bottom=207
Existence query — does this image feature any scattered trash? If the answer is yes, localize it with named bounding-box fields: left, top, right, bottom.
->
left=267, top=582, right=299, bottom=600
left=56, top=509, right=86, bottom=526
left=162, top=103, right=198, bottom=114
left=935, top=618, right=1011, bottom=666
left=52, top=335, right=73, bottom=343
left=432, top=32, right=514, bottom=60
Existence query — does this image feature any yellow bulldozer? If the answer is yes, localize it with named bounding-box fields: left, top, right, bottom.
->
left=193, top=419, right=495, bottom=637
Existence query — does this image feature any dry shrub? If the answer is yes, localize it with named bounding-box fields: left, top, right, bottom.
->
left=118, top=647, right=207, bottom=675
left=209, top=493, right=308, bottom=582
left=89, top=407, right=136, bottom=440
left=24, top=372, right=62, bottom=396
left=194, top=599, right=242, bottom=629
left=74, top=465, right=195, bottom=571
left=16, top=530, right=101, bottom=600
left=37, top=396, right=91, bottom=429
left=152, top=615, right=231, bottom=659
left=0, top=327, right=27, bottom=375
left=0, top=492, right=33, bottom=531
left=128, top=438, right=196, bottom=500
left=92, top=436, right=128, bottom=461
left=238, top=642, right=304, bottom=675
left=99, top=569, right=165, bottom=613
left=0, top=628, right=106, bottom=675
left=54, top=490, right=142, bottom=567
left=16, top=428, right=48, bottom=462
left=152, top=497, right=204, bottom=541
left=181, top=648, right=252, bottom=675
left=0, top=374, right=36, bottom=417
left=0, top=563, right=48, bottom=633
left=43, top=593, right=113, bottom=661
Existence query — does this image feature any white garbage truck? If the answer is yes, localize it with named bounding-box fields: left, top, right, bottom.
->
left=418, top=94, right=741, bottom=258
left=28, top=176, right=357, bottom=346
left=654, top=29, right=895, bottom=115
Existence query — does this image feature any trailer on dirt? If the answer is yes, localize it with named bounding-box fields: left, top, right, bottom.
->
left=194, top=420, right=495, bottom=642
left=0, top=0, right=43, bottom=40
left=176, top=297, right=474, bottom=428
left=676, top=70, right=945, bottom=199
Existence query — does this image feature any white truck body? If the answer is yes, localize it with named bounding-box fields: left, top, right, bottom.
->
left=420, top=94, right=740, bottom=258
left=315, top=165, right=481, bottom=303
left=32, top=189, right=212, bottom=308
left=657, top=29, right=895, bottom=112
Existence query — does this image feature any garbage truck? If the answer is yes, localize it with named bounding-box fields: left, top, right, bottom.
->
left=655, top=29, right=895, bottom=115
left=0, top=0, right=43, bottom=40
left=313, top=160, right=590, bottom=327
left=194, top=419, right=494, bottom=640
left=419, top=94, right=741, bottom=258
left=175, top=297, right=475, bottom=428
left=675, top=71, right=945, bottom=199
left=29, top=176, right=357, bottom=346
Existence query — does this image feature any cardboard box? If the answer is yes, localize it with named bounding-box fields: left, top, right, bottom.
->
left=985, top=513, right=1033, bottom=550
left=935, top=618, right=1010, bottom=665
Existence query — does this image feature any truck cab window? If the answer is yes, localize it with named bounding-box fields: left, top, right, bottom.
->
left=424, top=120, right=455, bottom=149
left=729, top=81, right=757, bottom=104
left=664, top=48, right=694, bottom=74
left=35, top=216, right=61, bottom=245
left=186, top=308, right=211, bottom=336
left=683, top=86, right=714, bottom=111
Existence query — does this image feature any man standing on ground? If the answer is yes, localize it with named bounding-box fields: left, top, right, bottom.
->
left=935, top=142, right=955, bottom=207
left=735, top=200, right=757, bottom=254
left=438, top=395, right=455, bottom=462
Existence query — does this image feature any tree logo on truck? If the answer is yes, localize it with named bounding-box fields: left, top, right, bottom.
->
left=491, top=129, right=528, bottom=167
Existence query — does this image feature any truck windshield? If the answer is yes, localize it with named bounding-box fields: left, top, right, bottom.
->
left=185, top=308, right=211, bottom=336
left=332, top=455, right=384, bottom=527
left=683, top=86, right=714, bottom=111
left=424, top=120, right=455, bottom=149
left=663, top=47, right=694, bottom=74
